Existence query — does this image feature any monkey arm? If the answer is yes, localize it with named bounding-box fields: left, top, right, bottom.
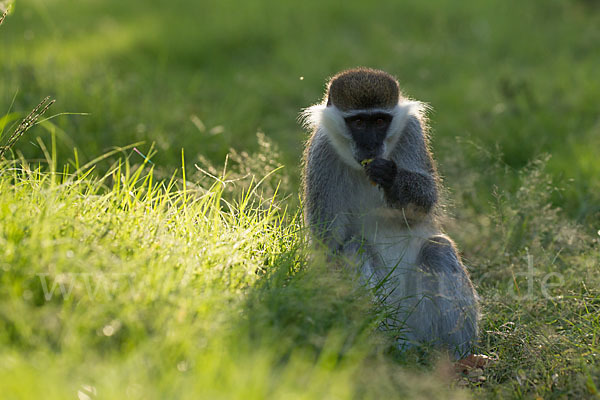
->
left=303, top=132, right=353, bottom=253
left=364, top=158, right=438, bottom=212
left=384, top=114, right=439, bottom=213
left=304, top=208, right=349, bottom=253
left=385, top=168, right=438, bottom=212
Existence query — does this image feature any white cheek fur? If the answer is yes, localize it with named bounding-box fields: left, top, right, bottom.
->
left=301, top=100, right=426, bottom=166
left=321, top=107, right=363, bottom=169
left=382, top=100, right=424, bottom=159
left=302, top=104, right=361, bottom=169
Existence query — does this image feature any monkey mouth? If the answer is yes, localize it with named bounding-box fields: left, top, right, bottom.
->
left=353, top=145, right=382, bottom=167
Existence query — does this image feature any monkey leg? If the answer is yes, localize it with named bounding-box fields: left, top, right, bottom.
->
left=396, top=235, right=479, bottom=358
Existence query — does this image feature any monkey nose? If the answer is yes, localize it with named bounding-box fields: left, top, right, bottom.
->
left=363, top=147, right=379, bottom=158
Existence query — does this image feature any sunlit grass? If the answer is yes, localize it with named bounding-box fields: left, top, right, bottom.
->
left=0, top=147, right=474, bottom=398
left=0, top=134, right=598, bottom=398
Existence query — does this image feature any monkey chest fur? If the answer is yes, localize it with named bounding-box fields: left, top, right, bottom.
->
left=344, top=170, right=438, bottom=274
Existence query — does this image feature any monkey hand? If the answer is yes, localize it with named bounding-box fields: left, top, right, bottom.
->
left=364, top=158, right=397, bottom=189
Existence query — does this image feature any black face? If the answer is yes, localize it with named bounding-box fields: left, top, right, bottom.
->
left=344, top=112, right=393, bottom=162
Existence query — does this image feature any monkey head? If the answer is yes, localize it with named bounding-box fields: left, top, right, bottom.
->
left=302, top=67, right=422, bottom=170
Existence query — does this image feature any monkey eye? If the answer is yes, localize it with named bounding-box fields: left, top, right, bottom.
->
left=353, top=118, right=364, bottom=128
left=376, top=118, right=385, bottom=127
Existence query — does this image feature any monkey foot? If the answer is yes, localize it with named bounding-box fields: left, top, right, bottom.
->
left=454, top=354, right=496, bottom=386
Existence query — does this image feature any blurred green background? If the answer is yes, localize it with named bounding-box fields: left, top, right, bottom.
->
left=1, top=0, right=599, bottom=218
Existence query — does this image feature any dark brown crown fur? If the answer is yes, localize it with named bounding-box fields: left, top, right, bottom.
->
left=326, top=68, right=400, bottom=111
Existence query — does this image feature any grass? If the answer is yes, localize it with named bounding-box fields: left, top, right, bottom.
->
left=0, top=152, right=469, bottom=399
left=1, top=0, right=600, bottom=398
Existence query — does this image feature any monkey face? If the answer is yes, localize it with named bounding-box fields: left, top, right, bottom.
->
left=344, top=112, right=393, bottom=163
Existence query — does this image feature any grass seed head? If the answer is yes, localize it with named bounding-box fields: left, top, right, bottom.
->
left=0, top=97, right=55, bottom=159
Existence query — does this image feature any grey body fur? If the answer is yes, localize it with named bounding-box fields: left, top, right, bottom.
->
left=301, top=69, right=479, bottom=357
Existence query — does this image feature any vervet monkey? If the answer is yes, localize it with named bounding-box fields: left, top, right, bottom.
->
left=301, top=68, right=479, bottom=358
